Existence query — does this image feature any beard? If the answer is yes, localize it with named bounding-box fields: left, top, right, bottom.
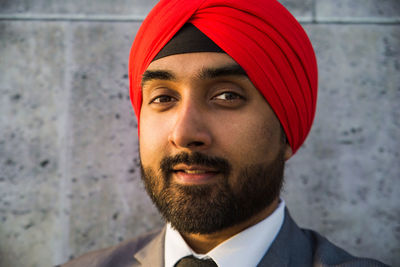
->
left=140, top=150, right=285, bottom=234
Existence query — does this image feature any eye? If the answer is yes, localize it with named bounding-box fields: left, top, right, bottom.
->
left=213, top=92, right=244, bottom=101
left=150, top=95, right=176, bottom=104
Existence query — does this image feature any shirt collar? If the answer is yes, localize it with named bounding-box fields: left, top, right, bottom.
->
left=164, top=199, right=286, bottom=267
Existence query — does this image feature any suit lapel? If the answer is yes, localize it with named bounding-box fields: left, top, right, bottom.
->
left=257, top=208, right=313, bottom=267
left=134, top=227, right=166, bottom=267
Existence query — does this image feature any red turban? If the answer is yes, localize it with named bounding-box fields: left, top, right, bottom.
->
left=129, top=0, right=318, bottom=154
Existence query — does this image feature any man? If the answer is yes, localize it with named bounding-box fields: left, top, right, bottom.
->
left=62, top=0, right=388, bottom=266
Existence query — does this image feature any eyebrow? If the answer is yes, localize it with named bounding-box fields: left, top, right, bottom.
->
left=198, top=64, right=248, bottom=80
left=141, top=64, right=248, bottom=88
left=141, top=70, right=175, bottom=87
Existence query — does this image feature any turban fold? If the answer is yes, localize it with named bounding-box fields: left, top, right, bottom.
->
left=129, top=0, right=318, bottom=154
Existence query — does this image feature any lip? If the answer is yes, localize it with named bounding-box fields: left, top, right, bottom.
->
left=172, top=164, right=220, bottom=185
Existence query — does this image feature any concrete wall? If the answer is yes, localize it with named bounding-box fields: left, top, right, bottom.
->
left=0, top=1, right=399, bottom=266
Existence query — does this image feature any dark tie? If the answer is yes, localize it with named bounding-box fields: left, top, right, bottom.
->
left=174, top=255, right=218, bottom=267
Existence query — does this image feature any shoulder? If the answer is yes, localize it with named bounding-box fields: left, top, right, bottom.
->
left=267, top=209, right=389, bottom=267
left=301, top=228, right=390, bottom=267
left=59, top=228, right=163, bottom=267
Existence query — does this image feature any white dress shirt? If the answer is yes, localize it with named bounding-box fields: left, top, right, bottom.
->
left=164, top=199, right=285, bottom=267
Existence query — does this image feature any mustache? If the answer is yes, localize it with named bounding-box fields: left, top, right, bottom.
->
left=160, top=152, right=231, bottom=176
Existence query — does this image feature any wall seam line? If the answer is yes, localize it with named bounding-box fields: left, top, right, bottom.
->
left=0, top=14, right=399, bottom=24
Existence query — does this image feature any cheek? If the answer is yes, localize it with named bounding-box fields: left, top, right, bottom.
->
left=213, top=112, right=282, bottom=164
left=139, top=115, right=169, bottom=166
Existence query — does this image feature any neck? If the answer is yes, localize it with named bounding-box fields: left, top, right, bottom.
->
left=180, top=198, right=279, bottom=254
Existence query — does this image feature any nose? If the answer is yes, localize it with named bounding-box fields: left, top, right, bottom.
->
left=168, top=99, right=212, bottom=150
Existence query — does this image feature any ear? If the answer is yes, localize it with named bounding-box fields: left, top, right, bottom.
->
left=283, top=144, right=293, bottom=161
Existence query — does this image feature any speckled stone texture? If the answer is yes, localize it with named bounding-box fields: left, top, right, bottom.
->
left=0, top=21, right=67, bottom=267
left=0, top=1, right=399, bottom=267
left=316, top=0, right=400, bottom=18
left=0, top=0, right=159, bottom=16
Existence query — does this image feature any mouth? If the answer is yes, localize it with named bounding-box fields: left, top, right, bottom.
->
left=172, top=164, right=220, bottom=185
left=179, top=170, right=209, bottom=174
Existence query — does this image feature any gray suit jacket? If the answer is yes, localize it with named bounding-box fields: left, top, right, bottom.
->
left=61, top=209, right=389, bottom=267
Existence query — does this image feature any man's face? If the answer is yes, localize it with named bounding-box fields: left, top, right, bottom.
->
left=139, top=52, right=292, bottom=234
